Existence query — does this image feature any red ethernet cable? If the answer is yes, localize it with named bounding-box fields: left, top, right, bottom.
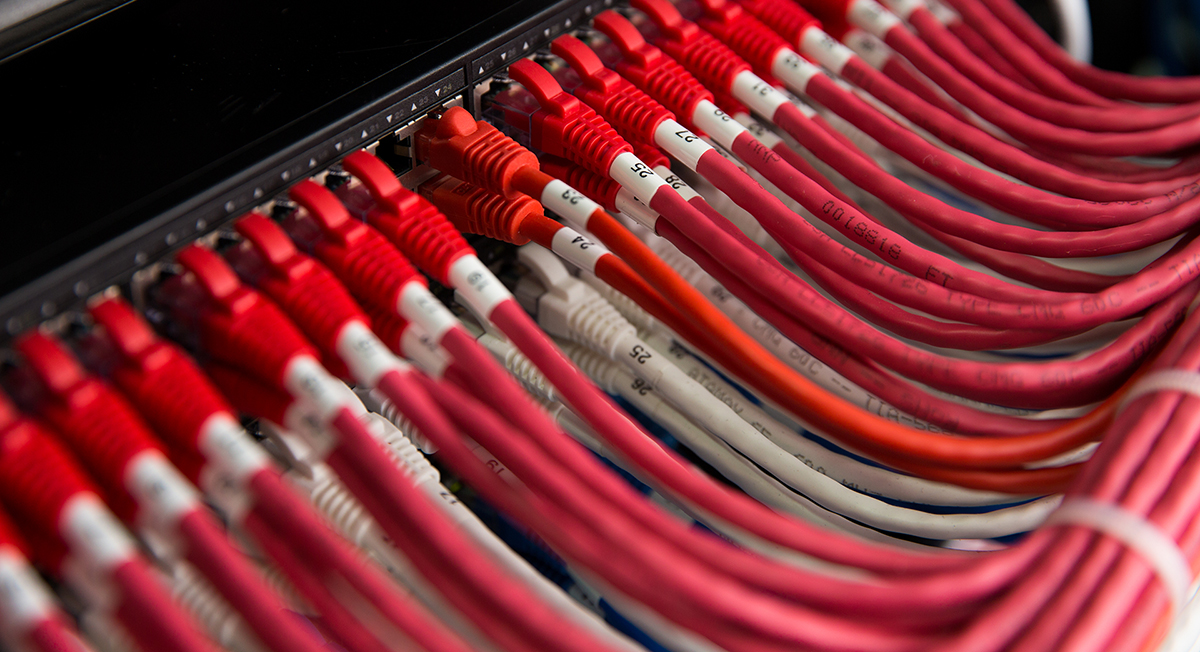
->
left=405, top=109, right=1138, bottom=475
left=716, top=107, right=1127, bottom=295
left=0, top=394, right=218, bottom=652
left=821, top=0, right=1200, bottom=155
left=12, top=331, right=326, bottom=652
left=160, top=243, right=617, bottom=652
left=835, top=24, right=974, bottom=121
left=880, top=0, right=1200, bottom=128
left=728, top=0, right=1200, bottom=211
left=0, top=507, right=93, bottom=652
left=497, top=12, right=1193, bottom=409
left=907, top=0, right=1186, bottom=110
left=587, top=9, right=1138, bottom=299
left=954, top=0, right=1200, bottom=103
left=938, top=16, right=1044, bottom=95
left=534, top=156, right=1091, bottom=438
left=84, top=296, right=463, bottom=652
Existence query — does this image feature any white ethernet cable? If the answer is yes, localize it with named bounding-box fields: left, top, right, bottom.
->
left=555, top=336, right=924, bottom=546
left=520, top=244, right=1059, bottom=540
left=579, top=270, right=1032, bottom=507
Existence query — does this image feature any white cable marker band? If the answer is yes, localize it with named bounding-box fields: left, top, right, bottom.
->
left=398, top=282, right=458, bottom=343
left=800, top=29, right=856, bottom=75
left=770, top=51, right=824, bottom=96
left=734, top=114, right=786, bottom=147
left=608, top=151, right=670, bottom=203
left=731, top=70, right=791, bottom=119
left=400, top=322, right=451, bottom=379
left=654, top=166, right=702, bottom=202
left=59, top=495, right=137, bottom=572
left=842, top=29, right=893, bottom=70
left=883, top=0, right=926, bottom=21
left=550, top=227, right=609, bottom=274
left=691, top=100, right=748, bottom=151
left=848, top=0, right=903, bottom=37
left=1118, top=369, right=1200, bottom=414
left=926, top=0, right=960, bottom=24
left=125, top=451, right=201, bottom=529
left=0, top=547, right=54, bottom=633
left=540, top=178, right=603, bottom=228
left=614, top=189, right=660, bottom=230
left=654, top=119, right=713, bottom=170
left=1047, top=498, right=1191, bottom=613
left=198, top=414, right=269, bottom=484
left=448, top=255, right=513, bottom=321
left=336, top=321, right=404, bottom=388
left=283, top=356, right=365, bottom=427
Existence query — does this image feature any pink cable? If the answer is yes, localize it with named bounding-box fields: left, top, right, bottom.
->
left=942, top=19, right=1044, bottom=94
left=765, top=102, right=1200, bottom=257
left=903, top=8, right=1200, bottom=129
left=821, top=63, right=1196, bottom=211
left=761, top=132, right=1125, bottom=293
left=882, top=25, right=1200, bottom=156
left=322, top=406, right=603, bottom=652
left=951, top=0, right=1200, bottom=103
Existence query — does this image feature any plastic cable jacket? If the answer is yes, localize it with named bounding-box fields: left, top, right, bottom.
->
left=842, top=29, right=894, bottom=69
left=885, top=0, right=927, bottom=20
left=0, top=547, right=54, bottom=633
left=1118, top=369, right=1200, bottom=414
left=849, top=0, right=903, bottom=37
left=59, top=495, right=136, bottom=572
left=614, top=190, right=660, bottom=230
left=608, top=151, right=669, bottom=203
left=655, top=119, right=713, bottom=170
left=640, top=331, right=1024, bottom=508
left=550, top=227, right=609, bottom=274
left=448, top=255, right=513, bottom=322
left=801, top=29, right=856, bottom=74
left=399, top=322, right=451, bottom=379
left=125, top=451, right=201, bottom=529
left=539, top=179, right=603, bottom=231
left=398, top=283, right=458, bottom=343
left=731, top=70, right=791, bottom=118
left=654, top=166, right=702, bottom=202
left=197, top=414, right=270, bottom=486
left=691, top=100, right=747, bottom=151
left=282, top=356, right=359, bottom=424
left=336, top=321, right=403, bottom=388
left=1047, top=498, right=1191, bottom=613
left=771, top=50, right=824, bottom=94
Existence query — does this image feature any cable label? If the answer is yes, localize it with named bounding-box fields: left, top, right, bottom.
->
left=883, top=0, right=925, bottom=20
left=692, top=100, right=747, bottom=150
left=283, top=356, right=363, bottom=426
left=126, top=451, right=200, bottom=532
left=841, top=29, right=893, bottom=69
left=733, top=115, right=785, bottom=147
left=540, top=179, right=603, bottom=230
left=609, top=151, right=670, bottom=203
left=848, top=0, right=902, bottom=38
left=801, top=30, right=855, bottom=75
left=399, top=322, right=450, bottom=379
left=336, top=321, right=403, bottom=388
left=198, top=414, right=269, bottom=485
left=59, top=495, right=136, bottom=572
left=0, top=547, right=54, bottom=632
left=771, top=51, right=823, bottom=93
left=655, top=119, right=712, bottom=170
left=731, top=70, right=791, bottom=119
left=551, top=227, right=609, bottom=274
left=655, top=165, right=703, bottom=202
left=398, top=282, right=459, bottom=343
left=448, top=255, right=513, bottom=321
